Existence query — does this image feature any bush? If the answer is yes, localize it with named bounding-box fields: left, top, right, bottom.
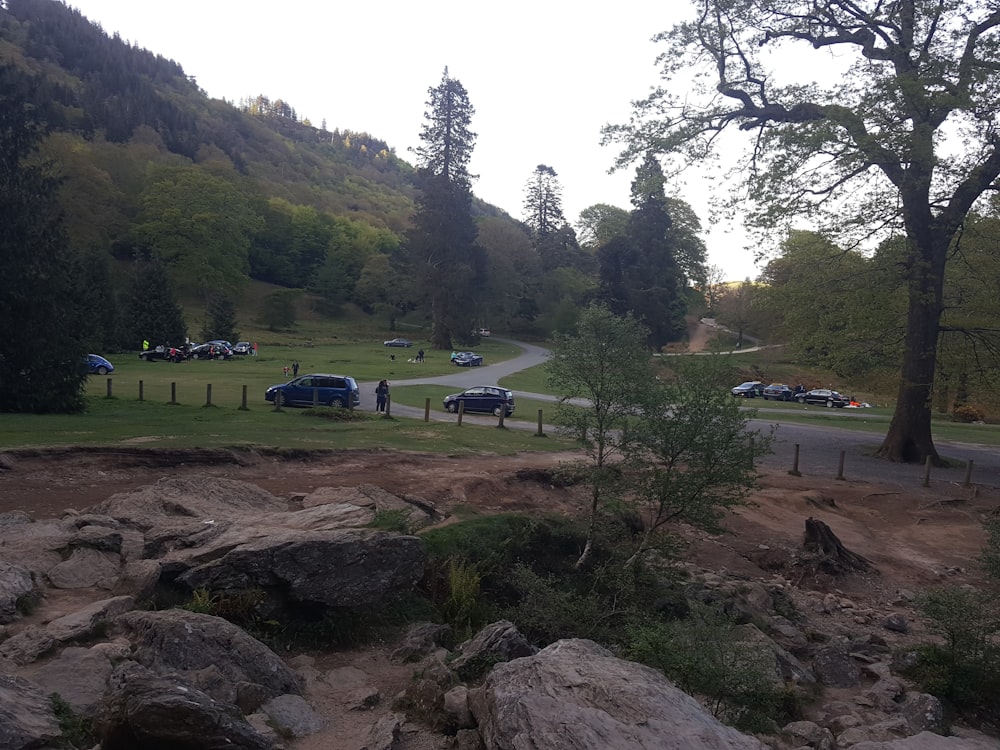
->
left=952, top=405, right=986, bottom=423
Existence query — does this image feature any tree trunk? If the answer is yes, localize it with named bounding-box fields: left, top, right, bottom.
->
left=803, top=517, right=874, bottom=574
left=877, top=234, right=946, bottom=464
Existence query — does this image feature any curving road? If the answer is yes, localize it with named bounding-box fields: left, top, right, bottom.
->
left=361, top=338, right=1000, bottom=491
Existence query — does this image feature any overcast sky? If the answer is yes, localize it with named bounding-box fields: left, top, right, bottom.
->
left=68, top=0, right=761, bottom=281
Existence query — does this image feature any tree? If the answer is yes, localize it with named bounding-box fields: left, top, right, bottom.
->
left=200, top=292, right=239, bottom=344
left=0, top=63, right=89, bottom=414
left=523, top=165, right=566, bottom=237
left=407, top=68, right=483, bottom=348
left=606, top=0, right=1000, bottom=463
left=575, top=204, right=630, bottom=250
left=121, top=258, right=187, bottom=349
left=546, top=304, right=657, bottom=568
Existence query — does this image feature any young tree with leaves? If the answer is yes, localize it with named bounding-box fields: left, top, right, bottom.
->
left=606, top=0, right=1000, bottom=463
left=407, top=68, right=483, bottom=348
left=546, top=304, right=657, bottom=568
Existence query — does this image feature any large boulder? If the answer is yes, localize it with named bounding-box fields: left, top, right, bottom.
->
left=114, top=609, right=302, bottom=705
left=469, top=638, right=769, bottom=749
left=0, top=673, right=61, bottom=750
left=0, top=561, right=37, bottom=624
left=95, top=662, right=274, bottom=750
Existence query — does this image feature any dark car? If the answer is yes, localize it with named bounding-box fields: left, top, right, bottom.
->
left=265, top=374, right=360, bottom=408
left=383, top=338, right=413, bottom=348
left=794, top=388, right=847, bottom=407
left=731, top=381, right=765, bottom=398
left=139, top=345, right=187, bottom=362
left=453, top=351, right=483, bottom=367
left=85, top=354, right=114, bottom=375
left=762, top=383, right=795, bottom=401
left=189, top=342, right=232, bottom=360
left=443, top=386, right=515, bottom=417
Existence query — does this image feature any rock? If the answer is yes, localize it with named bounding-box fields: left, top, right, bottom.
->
left=391, top=621, right=453, bottom=663
left=46, top=595, right=135, bottom=642
left=782, top=720, right=835, bottom=749
left=95, top=663, right=274, bottom=750
left=362, top=711, right=404, bottom=750
left=813, top=643, right=862, bottom=687
left=451, top=620, right=537, bottom=680
left=883, top=613, right=908, bottom=633
left=114, top=609, right=302, bottom=703
left=470, top=638, right=769, bottom=749
left=900, top=693, right=947, bottom=735
left=27, top=645, right=116, bottom=713
left=837, top=717, right=909, bottom=746
left=0, top=673, right=61, bottom=750
left=0, top=561, right=38, bottom=624
left=260, top=693, right=325, bottom=738
left=849, top=731, right=1000, bottom=749
left=325, top=665, right=381, bottom=710
left=444, top=685, right=475, bottom=730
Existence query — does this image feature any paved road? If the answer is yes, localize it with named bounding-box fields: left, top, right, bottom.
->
left=361, top=338, right=1000, bottom=491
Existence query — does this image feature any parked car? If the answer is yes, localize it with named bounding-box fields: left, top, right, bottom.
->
left=794, top=388, right=848, bottom=407
left=478, top=328, right=491, bottom=337
left=762, top=383, right=795, bottom=401
left=731, top=381, right=765, bottom=398
left=265, top=374, right=360, bottom=408
left=233, top=341, right=253, bottom=355
left=139, top=345, right=187, bottom=362
left=443, top=386, right=514, bottom=417
left=453, top=351, right=484, bottom=367
left=383, top=338, right=413, bottom=348
left=85, top=354, right=114, bottom=375
left=188, top=342, right=232, bottom=360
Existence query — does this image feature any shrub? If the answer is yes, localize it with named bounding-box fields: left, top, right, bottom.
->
left=51, top=693, right=95, bottom=749
left=952, top=405, right=986, bottom=423
left=368, top=508, right=414, bottom=534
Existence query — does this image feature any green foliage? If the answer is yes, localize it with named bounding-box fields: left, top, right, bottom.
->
left=368, top=509, right=414, bottom=534
left=200, top=291, right=240, bottom=343
left=441, top=558, right=482, bottom=639
left=50, top=693, right=95, bottom=749
left=952, top=405, right=985, bottom=424
left=120, top=257, right=188, bottom=349
left=904, top=586, right=1000, bottom=725
left=981, top=518, right=1000, bottom=581
left=625, top=603, right=798, bottom=733
left=259, top=290, right=300, bottom=330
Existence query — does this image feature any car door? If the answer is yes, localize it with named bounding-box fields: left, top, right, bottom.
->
left=461, top=387, right=487, bottom=412
left=283, top=376, right=313, bottom=406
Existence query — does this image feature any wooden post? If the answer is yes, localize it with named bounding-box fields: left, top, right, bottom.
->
left=923, top=455, right=932, bottom=488
left=138, top=380, right=144, bottom=402
left=536, top=409, right=544, bottom=437
left=457, top=400, right=464, bottom=427
left=836, top=450, right=846, bottom=481
left=106, top=378, right=113, bottom=398
left=963, top=460, right=974, bottom=488
left=274, top=391, right=282, bottom=411
left=788, top=443, right=801, bottom=476
left=205, top=384, right=213, bottom=406
left=170, top=382, right=177, bottom=405
left=385, top=394, right=391, bottom=417
left=239, top=385, right=248, bottom=411
left=424, top=398, right=431, bottom=422
left=497, top=408, right=505, bottom=429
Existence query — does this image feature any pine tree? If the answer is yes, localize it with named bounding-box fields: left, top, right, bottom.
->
left=200, top=292, right=239, bottom=343
left=121, top=258, right=187, bottom=349
left=0, top=64, right=89, bottom=413
left=523, top=165, right=566, bottom=237
left=406, top=68, right=483, bottom=348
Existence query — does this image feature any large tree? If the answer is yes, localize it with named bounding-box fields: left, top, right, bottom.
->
left=0, top=63, right=89, bottom=414
left=407, top=68, right=482, bottom=348
left=606, top=0, right=1000, bottom=463
left=523, top=164, right=567, bottom=237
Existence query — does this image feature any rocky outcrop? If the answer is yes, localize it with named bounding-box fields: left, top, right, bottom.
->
left=0, top=673, right=60, bottom=750
left=469, top=638, right=770, bottom=749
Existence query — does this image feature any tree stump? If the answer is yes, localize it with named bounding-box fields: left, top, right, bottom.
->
left=803, top=517, right=875, bottom=575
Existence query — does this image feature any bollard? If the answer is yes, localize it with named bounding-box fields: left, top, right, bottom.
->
left=836, top=450, right=846, bottom=481
left=923, top=455, right=932, bottom=488
left=788, top=443, right=801, bottom=476
left=170, top=382, right=177, bottom=405
left=536, top=408, right=544, bottom=437
left=240, top=385, right=248, bottom=411
left=274, top=390, right=282, bottom=411
left=963, top=460, right=974, bottom=488
left=424, top=398, right=431, bottom=422
left=457, top=400, right=464, bottom=427
left=205, top=384, right=213, bottom=407
left=139, top=380, right=144, bottom=402
left=106, top=378, right=113, bottom=398
left=385, top=394, right=391, bottom=417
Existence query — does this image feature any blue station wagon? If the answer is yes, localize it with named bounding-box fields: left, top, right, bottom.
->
left=265, top=374, right=360, bottom=408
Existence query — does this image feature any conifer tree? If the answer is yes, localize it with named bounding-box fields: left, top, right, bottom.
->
left=407, top=68, right=483, bottom=348
left=121, top=258, right=187, bottom=349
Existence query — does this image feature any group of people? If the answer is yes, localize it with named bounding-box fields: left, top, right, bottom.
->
left=375, top=379, right=390, bottom=413
left=282, top=361, right=300, bottom=378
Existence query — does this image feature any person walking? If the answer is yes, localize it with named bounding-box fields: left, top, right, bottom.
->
left=417, top=348, right=424, bottom=363
left=375, top=379, right=389, bottom=413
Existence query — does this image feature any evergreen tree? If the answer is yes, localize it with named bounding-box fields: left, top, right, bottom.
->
left=523, top=165, right=566, bottom=237
left=0, top=63, right=89, bottom=413
left=121, top=258, right=187, bottom=349
left=200, top=292, right=239, bottom=343
left=406, top=68, right=482, bottom=348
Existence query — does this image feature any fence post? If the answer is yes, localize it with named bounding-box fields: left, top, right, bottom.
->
left=424, top=398, right=431, bottom=422
left=789, top=443, right=801, bottom=476
left=240, top=385, right=248, bottom=411
left=536, top=408, right=544, bottom=437
left=923, top=455, right=932, bottom=488
left=274, top=391, right=282, bottom=411
left=170, top=382, right=177, bottom=405
left=138, top=380, right=144, bottom=402
left=105, top=378, right=113, bottom=399
left=497, top=408, right=505, bottom=429
left=836, top=450, right=846, bottom=481
left=963, top=460, right=974, bottom=488
left=457, top=400, right=464, bottom=427
left=385, top=394, right=391, bottom=417
left=205, top=384, right=213, bottom=407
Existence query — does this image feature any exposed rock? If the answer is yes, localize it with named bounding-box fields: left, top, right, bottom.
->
left=95, top=662, right=274, bottom=750
left=260, top=693, right=325, bottom=738
left=114, top=609, right=302, bottom=703
left=470, top=638, right=769, bottom=749
left=46, top=547, right=121, bottom=589
left=46, top=595, right=135, bottom=642
left=391, top=621, right=453, bottom=663
left=450, top=620, right=536, bottom=680
left=325, top=665, right=381, bottom=710
left=813, top=642, right=862, bottom=687
left=362, top=711, right=404, bottom=750
left=782, top=720, right=835, bottom=749
left=850, top=735, right=1000, bottom=750
left=0, top=561, right=37, bottom=624
left=443, top=685, right=475, bottom=730
left=0, top=673, right=61, bottom=750
left=883, top=613, right=909, bottom=633
left=899, top=693, right=947, bottom=735
left=26, top=644, right=115, bottom=713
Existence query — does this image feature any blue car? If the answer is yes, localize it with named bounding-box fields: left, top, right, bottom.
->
left=265, top=374, right=360, bottom=408
left=85, top=354, right=114, bottom=375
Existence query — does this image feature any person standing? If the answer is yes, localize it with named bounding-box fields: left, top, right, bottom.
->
left=292, top=360, right=299, bottom=377
left=417, top=348, right=424, bottom=363
left=375, top=379, right=389, bottom=413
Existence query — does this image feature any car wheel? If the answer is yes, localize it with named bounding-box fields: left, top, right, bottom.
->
left=446, top=402, right=458, bottom=413
left=330, top=398, right=345, bottom=408
left=493, top=405, right=503, bottom=417
left=826, top=399, right=833, bottom=407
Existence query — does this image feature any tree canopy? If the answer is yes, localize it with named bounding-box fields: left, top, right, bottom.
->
left=606, top=0, right=1000, bottom=463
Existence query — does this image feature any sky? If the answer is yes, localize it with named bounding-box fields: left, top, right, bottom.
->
left=68, top=0, right=761, bottom=282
